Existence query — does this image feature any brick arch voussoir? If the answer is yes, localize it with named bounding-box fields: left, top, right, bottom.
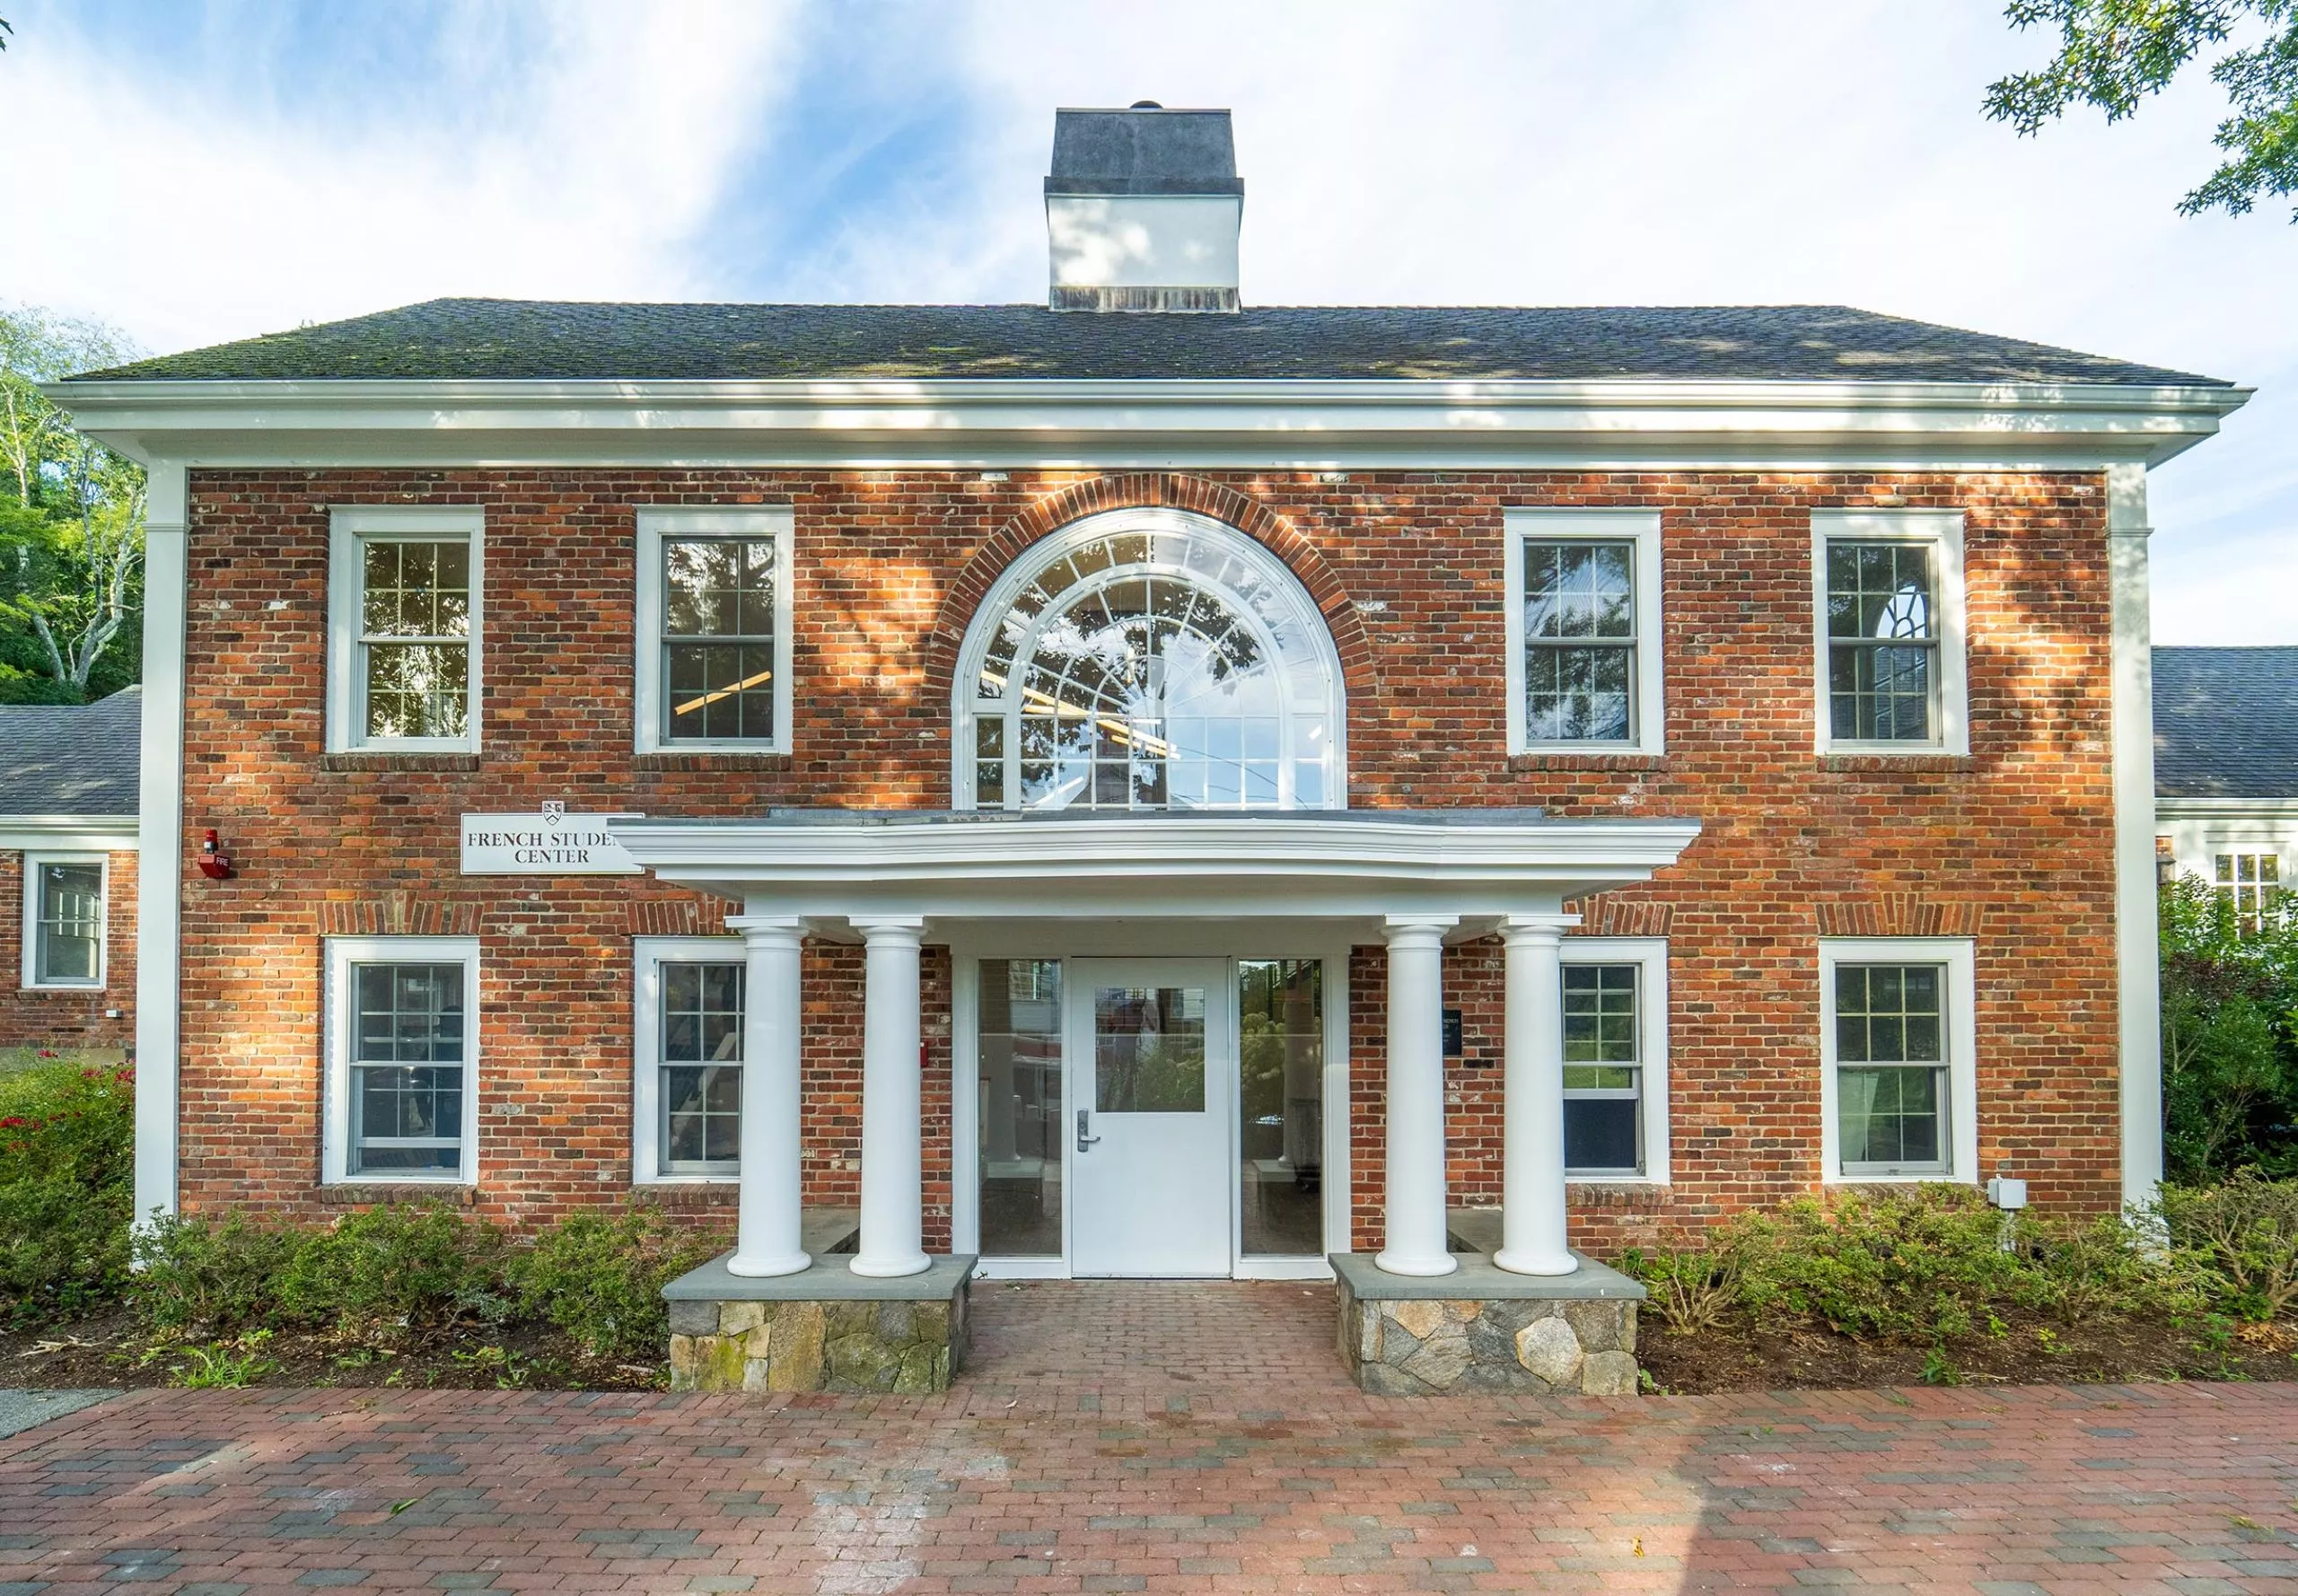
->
left=923, top=473, right=1375, bottom=702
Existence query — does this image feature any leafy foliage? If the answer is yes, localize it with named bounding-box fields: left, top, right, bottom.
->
left=2159, top=1171, right=2298, bottom=1319
left=0, top=304, right=145, bottom=702
left=0, top=1056, right=136, bottom=1327
left=2159, top=873, right=2298, bottom=1181
left=511, top=1207, right=719, bottom=1359
left=1987, top=0, right=2298, bottom=221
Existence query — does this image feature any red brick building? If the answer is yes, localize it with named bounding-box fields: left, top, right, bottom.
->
left=1, top=689, right=140, bottom=1057
left=52, top=107, right=2245, bottom=1289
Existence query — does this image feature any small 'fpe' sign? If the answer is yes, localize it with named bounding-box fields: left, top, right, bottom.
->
left=460, top=802, right=644, bottom=874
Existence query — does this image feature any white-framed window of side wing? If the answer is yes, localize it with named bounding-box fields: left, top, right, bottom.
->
left=20, top=851, right=106, bottom=990
left=1818, top=937, right=1978, bottom=1184
left=634, top=507, right=794, bottom=755
left=1503, top=509, right=1664, bottom=756
left=1559, top=937, right=1669, bottom=1182
left=2213, top=848, right=2283, bottom=936
left=632, top=936, right=746, bottom=1184
left=326, top=507, right=484, bottom=753
left=322, top=936, right=480, bottom=1185
left=1811, top=510, right=1968, bottom=756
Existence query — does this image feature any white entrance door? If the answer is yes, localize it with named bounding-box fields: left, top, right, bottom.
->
left=1066, top=959, right=1233, bottom=1277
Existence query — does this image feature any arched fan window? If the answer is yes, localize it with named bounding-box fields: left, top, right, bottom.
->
left=954, top=509, right=1346, bottom=811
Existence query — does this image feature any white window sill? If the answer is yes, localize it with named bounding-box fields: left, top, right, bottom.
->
left=22, top=980, right=103, bottom=993
left=1827, top=1171, right=1972, bottom=1186
left=635, top=1174, right=741, bottom=1187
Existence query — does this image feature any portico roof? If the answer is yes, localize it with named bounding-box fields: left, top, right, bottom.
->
left=608, top=809, right=1702, bottom=931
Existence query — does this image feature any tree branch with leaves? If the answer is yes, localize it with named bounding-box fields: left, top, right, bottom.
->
left=1987, top=0, right=2298, bottom=221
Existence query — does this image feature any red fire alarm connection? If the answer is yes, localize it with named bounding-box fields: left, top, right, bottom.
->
left=198, top=829, right=234, bottom=881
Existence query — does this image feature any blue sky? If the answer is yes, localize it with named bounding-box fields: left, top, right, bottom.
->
left=2, top=0, right=2291, bottom=641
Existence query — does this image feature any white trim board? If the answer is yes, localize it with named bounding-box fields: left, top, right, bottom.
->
left=0, top=820, right=138, bottom=853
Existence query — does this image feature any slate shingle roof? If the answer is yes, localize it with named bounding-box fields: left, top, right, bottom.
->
left=66, top=301, right=2227, bottom=387
left=0, top=688, right=142, bottom=819
left=2154, top=648, right=2298, bottom=801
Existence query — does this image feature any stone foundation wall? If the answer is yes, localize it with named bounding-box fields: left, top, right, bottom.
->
left=667, top=1288, right=968, bottom=1394
left=1337, top=1270, right=1638, bottom=1396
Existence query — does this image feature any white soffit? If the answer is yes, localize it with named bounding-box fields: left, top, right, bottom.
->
left=46, top=377, right=2250, bottom=472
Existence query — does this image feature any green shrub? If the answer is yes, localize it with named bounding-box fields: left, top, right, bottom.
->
left=132, top=1211, right=298, bottom=1332
left=0, top=1059, right=135, bottom=1326
left=512, top=1206, right=717, bottom=1360
left=2161, top=1171, right=2298, bottom=1320
left=276, top=1203, right=511, bottom=1333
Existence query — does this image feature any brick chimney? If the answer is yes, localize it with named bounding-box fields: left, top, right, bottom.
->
left=1045, top=102, right=1242, bottom=313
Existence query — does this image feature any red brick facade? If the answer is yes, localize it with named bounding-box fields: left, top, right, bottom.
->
left=0, top=847, right=137, bottom=1055
left=169, top=466, right=2119, bottom=1249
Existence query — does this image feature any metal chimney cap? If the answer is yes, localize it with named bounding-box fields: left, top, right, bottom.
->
left=1046, top=106, right=1242, bottom=197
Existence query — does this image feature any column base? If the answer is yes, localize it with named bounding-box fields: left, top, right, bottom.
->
left=1491, top=1246, right=1578, bottom=1277
left=1333, top=1250, right=1645, bottom=1397
left=664, top=1252, right=974, bottom=1393
left=724, top=1250, right=812, bottom=1279
left=848, top=1252, right=932, bottom=1279
left=1372, top=1248, right=1460, bottom=1277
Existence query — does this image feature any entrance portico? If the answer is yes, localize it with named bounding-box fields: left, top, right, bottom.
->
left=615, top=809, right=1698, bottom=1303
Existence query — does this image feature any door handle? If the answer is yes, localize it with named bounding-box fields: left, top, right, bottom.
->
left=1076, top=1109, right=1101, bottom=1152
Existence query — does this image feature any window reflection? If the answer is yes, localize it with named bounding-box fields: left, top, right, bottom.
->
left=1239, top=960, right=1323, bottom=1256
left=978, top=960, right=1062, bottom=1256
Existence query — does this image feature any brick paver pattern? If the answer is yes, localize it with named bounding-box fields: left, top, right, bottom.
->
left=2, top=1281, right=2294, bottom=1593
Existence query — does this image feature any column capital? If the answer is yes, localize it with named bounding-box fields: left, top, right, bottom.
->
left=849, top=913, right=928, bottom=945
left=1382, top=914, right=1458, bottom=949
left=1499, top=912, right=1579, bottom=948
left=725, top=913, right=808, bottom=946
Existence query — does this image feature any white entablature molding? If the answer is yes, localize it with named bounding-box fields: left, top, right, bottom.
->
left=48, top=376, right=2248, bottom=472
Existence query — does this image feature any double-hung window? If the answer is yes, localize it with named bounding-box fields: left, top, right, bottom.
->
left=1560, top=938, right=1670, bottom=1181
left=323, top=937, right=480, bottom=1183
left=1504, top=510, right=1664, bottom=755
left=2215, top=850, right=2281, bottom=935
left=634, top=507, right=794, bottom=754
left=633, top=938, right=746, bottom=1182
left=21, top=854, right=106, bottom=989
left=1811, top=512, right=1968, bottom=755
left=1819, top=938, right=1978, bottom=1183
left=327, top=507, right=484, bottom=753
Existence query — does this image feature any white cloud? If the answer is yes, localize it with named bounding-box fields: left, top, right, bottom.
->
left=0, top=0, right=805, bottom=353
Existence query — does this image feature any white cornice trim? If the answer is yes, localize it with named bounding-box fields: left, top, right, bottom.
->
left=44, top=375, right=2250, bottom=472
left=607, top=812, right=1702, bottom=922
left=2156, top=796, right=2298, bottom=819
left=0, top=816, right=140, bottom=851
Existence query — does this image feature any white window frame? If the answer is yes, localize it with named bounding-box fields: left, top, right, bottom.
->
left=1818, top=937, right=1978, bottom=1185
left=322, top=935, right=481, bottom=1185
left=1504, top=509, right=1665, bottom=756
left=1811, top=510, right=1969, bottom=757
left=20, top=851, right=107, bottom=990
left=1559, top=936, right=1670, bottom=1184
left=632, top=936, right=746, bottom=1185
left=634, top=507, right=795, bottom=756
left=326, top=506, right=485, bottom=754
left=2212, top=847, right=2283, bottom=935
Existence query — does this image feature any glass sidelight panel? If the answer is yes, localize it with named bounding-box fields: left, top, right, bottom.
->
left=1238, top=960, right=1324, bottom=1256
left=1093, top=987, right=1206, bottom=1112
left=978, top=960, right=1063, bottom=1256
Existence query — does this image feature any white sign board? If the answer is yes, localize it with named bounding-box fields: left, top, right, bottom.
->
left=460, top=806, right=643, bottom=874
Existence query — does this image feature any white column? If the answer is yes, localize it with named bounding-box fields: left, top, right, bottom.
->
left=133, top=463, right=189, bottom=1231
left=1375, top=915, right=1459, bottom=1276
left=1495, top=916, right=1577, bottom=1276
left=2109, top=462, right=2165, bottom=1211
left=851, top=915, right=930, bottom=1278
left=723, top=915, right=811, bottom=1277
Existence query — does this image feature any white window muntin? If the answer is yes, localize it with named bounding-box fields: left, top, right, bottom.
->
left=634, top=507, right=795, bottom=755
left=1811, top=511, right=1969, bottom=756
left=1817, top=937, right=1978, bottom=1185
left=1559, top=937, right=1669, bottom=1183
left=322, top=936, right=481, bottom=1185
left=327, top=506, right=485, bottom=754
left=21, top=851, right=107, bottom=990
left=1504, top=510, right=1664, bottom=757
left=632, top=936, right=745, bottom=1184
left=2213, top=848, right=2282, bottom=935
left=951, top=507, right=1347, bottom=812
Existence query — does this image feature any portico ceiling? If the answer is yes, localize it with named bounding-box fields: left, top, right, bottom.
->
left=608, top=809, right=1702, bottom=933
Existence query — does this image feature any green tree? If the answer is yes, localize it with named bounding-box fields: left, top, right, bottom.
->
left=1987, top=0, right=2298, bottom=221
left=2160, top=873, right=2298, bottom=1180
left=0, top=305, right=145, bottom=703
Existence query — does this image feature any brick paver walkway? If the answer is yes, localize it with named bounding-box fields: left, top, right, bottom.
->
left=2, top=1280, right=2294, bottom=1593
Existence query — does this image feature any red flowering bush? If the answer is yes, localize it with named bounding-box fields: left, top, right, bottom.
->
left=0, top=1055, right=135, bottom=1325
